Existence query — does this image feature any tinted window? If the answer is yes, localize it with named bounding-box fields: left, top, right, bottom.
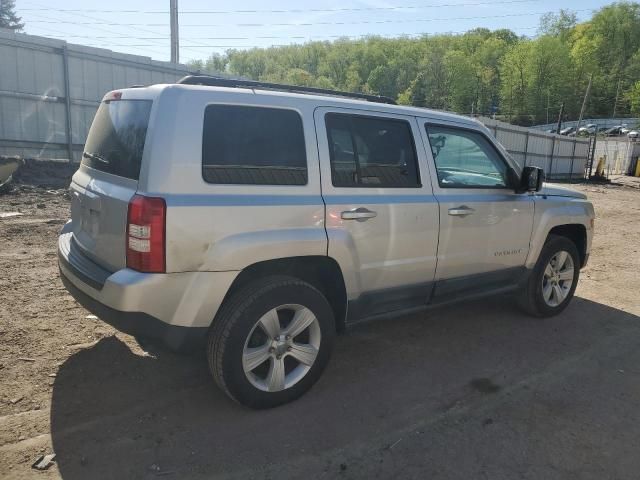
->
left=82, top=100, right=152, bottom=180
left=426, top=125, right=508, bottom=188
left=202, top=105, right=307, bottom=185
left=326, top=113, right=420, bottom=188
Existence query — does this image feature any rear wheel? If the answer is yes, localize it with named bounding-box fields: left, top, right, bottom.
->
left=518, top=234, right=580, bottom=317
left=208, top=276, right=335, bottom=409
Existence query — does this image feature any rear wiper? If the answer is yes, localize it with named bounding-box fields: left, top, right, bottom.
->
left=83, top=152, right=110, bottom=164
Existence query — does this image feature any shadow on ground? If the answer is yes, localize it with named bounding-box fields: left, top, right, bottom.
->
left=50, top=296, right=640, bottom=479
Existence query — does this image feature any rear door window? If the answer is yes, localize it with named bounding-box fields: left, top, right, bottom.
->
left=82, top=99, right=152, bottom=180
left=325, top=113, right=420, bottom=188
left=202, top=105, right=307, bottom=185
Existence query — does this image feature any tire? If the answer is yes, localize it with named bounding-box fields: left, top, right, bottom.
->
left=518, top=234, right=581, bottom=317
left=207, top=275, right=335, bottom=409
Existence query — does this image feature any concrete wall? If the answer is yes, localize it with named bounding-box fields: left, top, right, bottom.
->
left=0, top=29, right=202, bottom=162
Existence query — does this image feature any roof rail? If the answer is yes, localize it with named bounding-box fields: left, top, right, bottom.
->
left=176, top=75, right=397, bottom=105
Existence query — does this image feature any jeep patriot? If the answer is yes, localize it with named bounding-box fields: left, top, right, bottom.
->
left=58, top=76, right=595, bottom=408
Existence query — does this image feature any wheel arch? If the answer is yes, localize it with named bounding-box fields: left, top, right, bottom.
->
left=548, top=224, right=587, bottom=267
left=218, top=256, right=348, bottom=332
left=526, top=199, right=593, bottom=270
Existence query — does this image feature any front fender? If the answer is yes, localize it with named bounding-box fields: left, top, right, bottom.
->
left=526, top=198, right=594, bottom=268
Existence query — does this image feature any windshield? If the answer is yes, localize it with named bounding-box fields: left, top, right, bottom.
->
left=82, top=99, right=152, bottom=180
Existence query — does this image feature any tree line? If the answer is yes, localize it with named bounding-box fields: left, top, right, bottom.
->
left=188, top=2, right=640, bottom=126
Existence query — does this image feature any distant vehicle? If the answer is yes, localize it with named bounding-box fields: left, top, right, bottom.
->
left=578, top=124, right=597, bottom=135
left=628, top=130, right=639, bottom=140
left=621, top=127, right=631, bottom=135
left=560, top=126, right=576, bottom=136
left=604, top=126, right=624, bottom=136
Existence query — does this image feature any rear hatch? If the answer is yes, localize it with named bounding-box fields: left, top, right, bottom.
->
left=70, top=95, right=152, bottom=272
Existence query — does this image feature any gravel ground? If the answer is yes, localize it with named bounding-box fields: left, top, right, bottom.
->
left=1, top=163, right=639, bottom=479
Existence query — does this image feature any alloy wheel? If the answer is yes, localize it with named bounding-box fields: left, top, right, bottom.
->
left=242, top=304, right=321, bottom=392
left=542, top=250, right=575, bottom=307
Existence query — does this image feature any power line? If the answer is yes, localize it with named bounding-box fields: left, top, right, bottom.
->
left=23, top=24, right=168, bottom=57
left=23, top=9, right=594, bottom=28
left=17, top=0, right=542, bottom=15
left=34, top=26, right=540, bottom=41
left=21, top=2, right=212, bottom=56
left=58, top=30, right=539, bottom=49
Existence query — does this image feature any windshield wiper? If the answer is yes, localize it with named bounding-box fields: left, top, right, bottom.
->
left=83, top=151, right=110, bottom=164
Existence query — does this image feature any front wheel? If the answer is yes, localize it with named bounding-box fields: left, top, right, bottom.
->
left=518, top=234, right=581, bottom=317
left=207, top=276, right=335, bottom=409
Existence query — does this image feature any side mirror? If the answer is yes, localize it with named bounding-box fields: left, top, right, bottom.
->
left=517, top=166, right=544, bottom=193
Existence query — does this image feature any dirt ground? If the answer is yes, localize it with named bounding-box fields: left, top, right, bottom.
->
left=1, top=162, right=639, bottom=479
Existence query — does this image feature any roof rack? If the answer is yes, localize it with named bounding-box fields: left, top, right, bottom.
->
left=176, top=75, right=397, bottom=105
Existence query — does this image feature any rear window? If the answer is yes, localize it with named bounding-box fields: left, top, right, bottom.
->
left=82, top=99, right=152, bottom=180
left=202, top=105, right=307, bottom=185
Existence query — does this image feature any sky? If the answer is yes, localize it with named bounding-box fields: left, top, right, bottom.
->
left=15, top=0, right=617, bottom=64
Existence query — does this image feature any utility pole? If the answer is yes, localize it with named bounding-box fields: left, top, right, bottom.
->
left=576, top=73, right=593, bottom=132
left=546, top=91, right=550, bottom=124
left=612, top=77, right=622, bottom=119
left=170, top=0, right=179, bottom=64
left=556, top=101, right=565, bottom=134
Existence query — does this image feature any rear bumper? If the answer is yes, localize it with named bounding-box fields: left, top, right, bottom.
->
left=59, top=271, right=206, bottom=350
left=58, top=221, right=238, bottom=350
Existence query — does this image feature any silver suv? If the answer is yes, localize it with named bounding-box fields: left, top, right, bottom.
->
left=58, top=76, right=595, bottom=408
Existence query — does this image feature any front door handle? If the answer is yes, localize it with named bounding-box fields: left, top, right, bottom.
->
left=448, top=205, right=475, bottom=217
left=341, top=207, right=377, bottom=222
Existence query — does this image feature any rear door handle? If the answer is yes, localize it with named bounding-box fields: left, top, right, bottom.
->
left=448, top=205, right=475, bottom=217
left=341, top=207, right=377, bottom=222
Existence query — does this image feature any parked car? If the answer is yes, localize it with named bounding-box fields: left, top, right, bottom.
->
left=58, top=76, right=595, bottom=408
left=560, top=126, right=577, bottom=136
left=629, top=130, right=639, bottom=141
left=604, top=126, right=624, bottom=136
left=578, top=124, right=597, bottom=135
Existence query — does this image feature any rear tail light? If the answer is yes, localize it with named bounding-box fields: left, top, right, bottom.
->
left=126, top=194, right=166, bottom=273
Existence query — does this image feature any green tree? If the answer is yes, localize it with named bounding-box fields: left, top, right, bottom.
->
left=205, top=53, right=229, bottom=73
left=186, top=3, right=640, bottom=123
left=444, top=50, right=476, bottom=113
left=398, top=73, right=428, bottom=106
left=539, top=9, right=578, bottom=42
left=500, top=41, right=532, bottom=122
left=528, top=36, right=573, bottom=122
left=186, top=59, right=204, bottom=71
left=0, top=0, right=23, bottom=31
left=627, top=81, right=640, bottom=115
left=569, top=2, right=640, bottom=117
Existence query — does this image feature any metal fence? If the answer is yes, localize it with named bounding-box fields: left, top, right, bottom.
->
left=593, top=137, right=640, bottom=175
left=0, top=29, right=204, bottom=162
left=480, top=117, right=590, bottom=180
